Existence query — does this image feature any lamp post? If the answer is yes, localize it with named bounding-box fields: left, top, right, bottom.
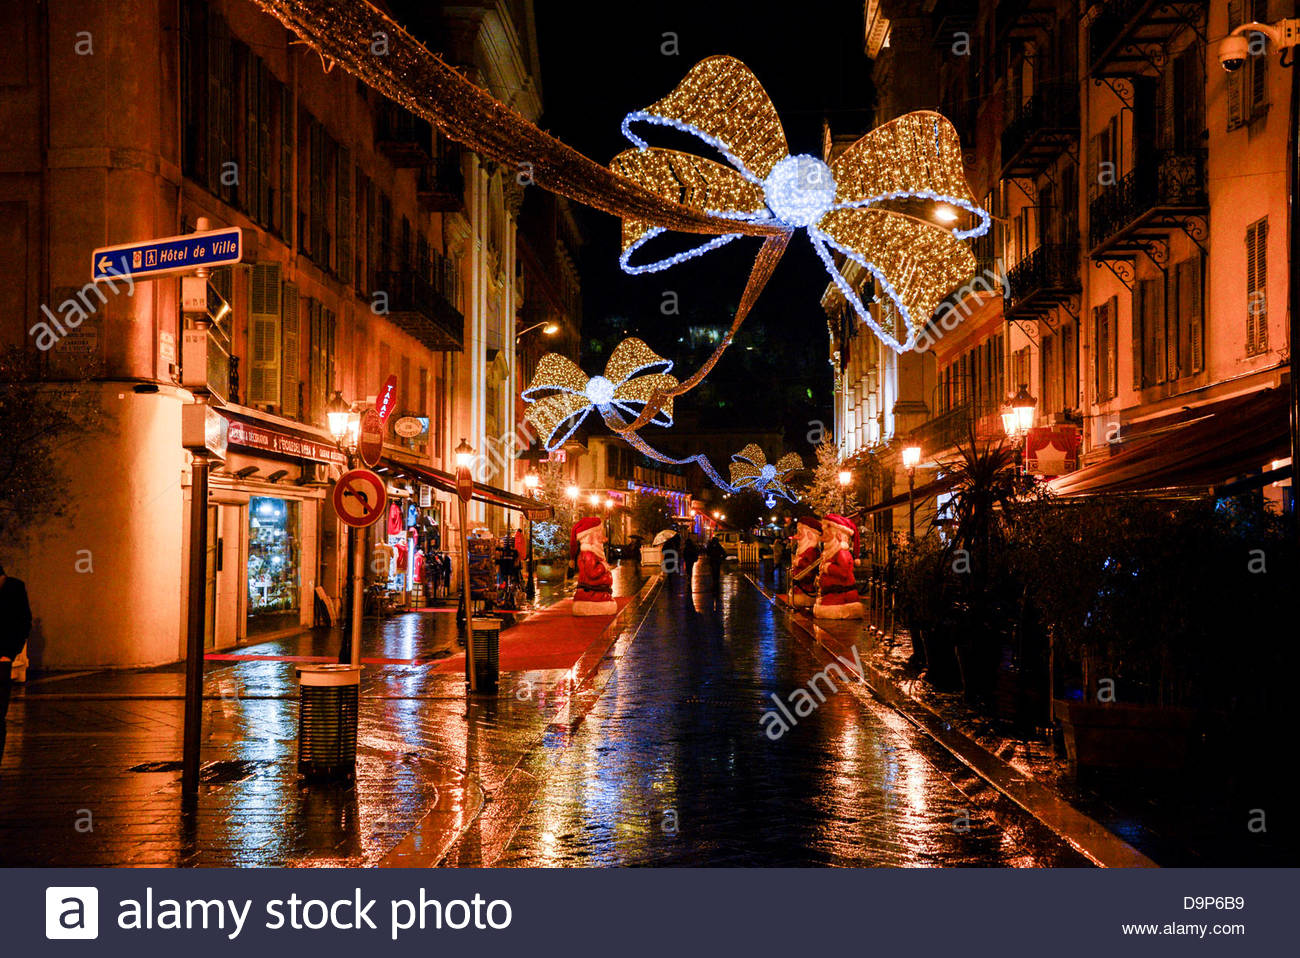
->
left=327, top=391, right=364, bottom=667
left=1001, top=385, right=1037, bottom=482
left=837, top=468, right=852, bottom=514
left=901, top=445, right=921, bottom=541
left=523, top=470, right=539, bottom=599
left=515, top=320, right=560, bottom=340
left=455, top=440, right=475, bottom=658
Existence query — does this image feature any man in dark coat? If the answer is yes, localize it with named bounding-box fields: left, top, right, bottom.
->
left=0, top=561, right=33, bottom=760
left=706, top=536, right=726, bottom=589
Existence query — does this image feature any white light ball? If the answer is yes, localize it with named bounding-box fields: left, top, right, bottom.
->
left=586, top=375, right=615, bottom=406
left=763, top=154, right=836, bottom=228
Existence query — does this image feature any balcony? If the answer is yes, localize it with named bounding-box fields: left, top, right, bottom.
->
left=1088, top=0, right=1206, bottom=78
left=910, top=399, right=1005, bottom=456
left=374, top=269, right=463, bottom=351
left=375, top=102, right=433, bottom=167
left=1089, top=149, right=1207, bottom=255
left=1000, top=82, right=1079, bottom=179
left=1004, top=243, right=1080, bottom=320
left=995, top=0, right=1056, bottom=46
left=417, top=154, right=465, bottom=212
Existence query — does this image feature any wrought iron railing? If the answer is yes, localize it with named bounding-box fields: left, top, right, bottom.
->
left=1000, top=81, right=1080, bottom=171
left=1004, top=243, right=1079, bottom=311
left=1087, top=0, right=1147, bottom=71
left=1088, top=149, right=1207, bottom=249
left=374, top=268, right=463, bottom=349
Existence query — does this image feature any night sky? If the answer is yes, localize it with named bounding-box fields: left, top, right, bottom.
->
left=534, top=0, right=875, bottom=449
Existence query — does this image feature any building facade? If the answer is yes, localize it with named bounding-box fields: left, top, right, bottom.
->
left=830, top=0, right=1291, bottom=551
left=0, top=0, right=576, bottom=667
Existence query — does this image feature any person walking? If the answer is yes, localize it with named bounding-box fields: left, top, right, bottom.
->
left=683, top=536, right=699, bottom=584
left=0, top=562, right=33, bottom=761
left=706, top=536, right=726, bottom=590
left=773, top=535, right=787, bottom=591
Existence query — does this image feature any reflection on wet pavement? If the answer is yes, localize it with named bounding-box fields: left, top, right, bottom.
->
left=498, top=568, right=1085, bottom=866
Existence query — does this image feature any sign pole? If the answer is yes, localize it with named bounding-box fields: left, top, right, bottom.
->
left=459, top=495, right=475, bottom=692
left=350, top=525, right=365, bottom=670
left=182, top=451, right=209, bottom=799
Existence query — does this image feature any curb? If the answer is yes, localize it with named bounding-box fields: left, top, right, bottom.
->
left=747, top=573, right=1157, bottom=869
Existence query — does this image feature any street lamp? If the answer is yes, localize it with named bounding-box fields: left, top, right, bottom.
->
left=326, top=391, right=365, bottom=667
left=454, top=438, right=474, bottom=647
left=515, top=320, right=560, bottom=340
left=523, top=470, right=539, bottom=599
left=1001, top=385, right=1037, bottom=438
left=837, top=468, right=852, bottom=513
left=902, top=445, right=922, bottom=541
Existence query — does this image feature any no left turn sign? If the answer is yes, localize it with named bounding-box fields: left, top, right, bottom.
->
left=332, top=468, right=387, bottom=528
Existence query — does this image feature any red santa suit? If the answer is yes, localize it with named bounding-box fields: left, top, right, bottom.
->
left=571, top=516, right=618, bottom=616
left=787, top=516, right=822, bottom=608
left=814, top=514, right=864, bottom=620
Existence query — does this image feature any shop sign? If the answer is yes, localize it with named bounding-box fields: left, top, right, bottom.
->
left=393, top=416, right=425, bottom=438
left=1024, top=425, right=1080, bottom=476
left=332, top=468, right=387, bottom=528
left=376, top=374, right=399, bottom=423
left=181, top=403, right=229, bottom=459
left=225, top=418, right=346, bottom=466
left=358, top=408, right=384, bottom=467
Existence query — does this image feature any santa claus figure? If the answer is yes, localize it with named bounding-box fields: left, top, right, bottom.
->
left=571, top=516, right=618, bottom=616
left=787, top=516, right=822, bottom=608
left=814, top=514, right=864, bottom=619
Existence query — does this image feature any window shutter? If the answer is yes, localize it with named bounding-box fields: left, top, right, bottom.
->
left=336, top=147, right=352, bottom=285
left=1246, top=218, right=1269, bottom=355
left=248, top=263, right=282, bottom=407
left=1151, top=276, right=1166, bottom=384
left=1107, top=296, right=1119, bottom=399
left=1250, top=0, right=1268, bottom=119
left=258, top=61, right=272, bottom=224
left=1132, top=283, right=1145, bottom=390
left=280, top=281, right=300, bottom=419
left=280, top=84, right=294, bottom=243
left=1227, top=0, right=1245, bottom=130
left=1188, top=254, right=1204, bottom=372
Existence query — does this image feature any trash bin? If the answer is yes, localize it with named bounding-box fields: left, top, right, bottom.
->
left=469, top=616, right=501, bottom=693
left=296, top=664, right=362, bottom=780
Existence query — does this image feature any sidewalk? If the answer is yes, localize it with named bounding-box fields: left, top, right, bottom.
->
left=0, top=564, right=658, bottom=867
left=749, top=567, right=1295, bottom=867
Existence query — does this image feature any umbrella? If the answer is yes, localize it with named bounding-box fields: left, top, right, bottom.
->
left=652, top=529, right=677, bottom=545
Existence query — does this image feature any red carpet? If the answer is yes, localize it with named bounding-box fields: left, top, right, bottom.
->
left=432, top=596, right=631, bottom=673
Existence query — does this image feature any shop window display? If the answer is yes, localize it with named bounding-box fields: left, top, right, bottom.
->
left=247, top=496, right=302, bottom=633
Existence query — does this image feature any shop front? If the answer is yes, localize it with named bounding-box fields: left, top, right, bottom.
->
left=208, top=406, right=346, bottom=646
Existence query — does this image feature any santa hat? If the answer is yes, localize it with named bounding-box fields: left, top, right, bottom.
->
left=796, top=516, right=821, bottom=533
left=823, top=513, right=860, bottom=555
left=570, top=516, right=603, bottom=558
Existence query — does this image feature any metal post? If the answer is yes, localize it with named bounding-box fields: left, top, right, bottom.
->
left=459, top=496, right=476, bottom=691
left=339, top=523, right=355, bottom=664
left=349, top=524, right=364, bottom=669
left=907, top=469, right=916, bottom=540
left=525, top=515, right=536, bottom=599
left=182, top=454, right=209, bottom=797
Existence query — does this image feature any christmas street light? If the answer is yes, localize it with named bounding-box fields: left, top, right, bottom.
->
left=837, top=468, right=852, bottom=513
left=523, top=470, right=539, bottom=599
left=902, top=445, right=922, bottom=541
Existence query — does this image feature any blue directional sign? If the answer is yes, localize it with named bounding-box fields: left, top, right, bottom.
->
left=91, top=227, right=243, bottom=283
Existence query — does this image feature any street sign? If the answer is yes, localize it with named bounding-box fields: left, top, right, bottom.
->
left=456, top=471, right=474, bottom=503
left=376, top=374, right=399, bottom=423
left=91, top=227, right=243, bottom=283
left=332, top=469, right=387, bottom=528
left=393, top=416, right=424, bottom=438
left=358, top=408, right=384, bottom=467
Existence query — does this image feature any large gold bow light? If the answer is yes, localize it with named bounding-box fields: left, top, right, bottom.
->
left=521, top=338, right=678, bottom=451
left=612, top=56, right=991, bottom=353
left=728, top=444, right=803, bottom=503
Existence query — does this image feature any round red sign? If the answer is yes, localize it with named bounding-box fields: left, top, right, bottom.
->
left=358, top=408, right=384, bottom=468
left=332, top=468, right=387, bottom=528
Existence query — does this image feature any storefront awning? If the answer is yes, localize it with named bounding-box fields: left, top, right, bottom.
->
left=381, top=458, right=552, bottom=518
left=855, top=474, right=958, bottom=518
left=1049, top=387, right=1290, bottom=498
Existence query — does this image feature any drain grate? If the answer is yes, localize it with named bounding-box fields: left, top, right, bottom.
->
left=129, top=759, right=273, bottom=784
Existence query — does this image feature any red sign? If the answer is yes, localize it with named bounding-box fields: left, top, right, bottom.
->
left=358, top=408, right=384, bottom=468
left=456, top=471, right=473, bottom=504
left=225, top=418, right=346, bottom=465
left=1024, top=425, right=1081, bottom=477
left=376, top=374, right=398, bottom=423
left=332, top=468, right=387, bottom=528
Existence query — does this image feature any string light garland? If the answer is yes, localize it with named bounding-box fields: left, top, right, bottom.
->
left=612, top=56, right=990, bottom=355
left=728, top=445, right=803, bottom=503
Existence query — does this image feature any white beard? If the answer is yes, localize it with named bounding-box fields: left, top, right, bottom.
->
left=821, top=532, right=849, bottom=561
left=794, top=528, right=819, bottom=555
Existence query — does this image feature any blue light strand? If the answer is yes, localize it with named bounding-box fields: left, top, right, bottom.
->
left=621, top=110, right=765, bottom=185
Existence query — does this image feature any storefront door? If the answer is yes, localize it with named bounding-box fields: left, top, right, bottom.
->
left=247, top=495, right=302, bottom=635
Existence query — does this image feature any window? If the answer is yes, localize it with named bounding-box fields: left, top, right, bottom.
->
left=280, top=282, right=300, bottom=419
left=1134, top=276, right=1166, bottom=389
left=1246, top=217, right=1269, bottom=355
left=336, top=148, right=352, bottom=285
left=1093, top=296, right=1118, bottom=402
left=1174, top=256, right=1204, bottom=375
left=1041, top=334, right=1057, bottom=414
left=307, top=299, right=336, bottom=426
left=1228, top=0, right=1270, bottom=130
left=247, top=263, right=282, bottom=408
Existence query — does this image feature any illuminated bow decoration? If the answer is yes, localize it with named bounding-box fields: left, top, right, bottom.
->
left=521, top=338, right=678, bottom=451
left=728, top=445, right=802, bottom=503
left=612, top=56, right=991, bottom=354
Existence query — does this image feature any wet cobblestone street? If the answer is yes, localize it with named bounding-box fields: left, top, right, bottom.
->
left=498, top=568, right=1085, bottom=866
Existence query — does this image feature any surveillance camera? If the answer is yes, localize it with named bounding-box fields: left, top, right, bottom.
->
left=1219, top=34, right=1249, bottom=72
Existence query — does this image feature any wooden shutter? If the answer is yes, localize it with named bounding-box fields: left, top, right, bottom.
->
left=1151, top=277, right=1166, bottom=384
left=280, top=83, right=294, bottom=243
left=1246, top=218, right=1269, bottom=355
left=1249, top=0, right=1268, bottom=119
left=1132, top=283, right=1145, bottom=390
left=1227, top=0, right=1245, bottom=130
left=336, top=147, right=352, bottom=285
left=280, top=281, right=300, bottom=419
left=1106, top=296, right=1118, bottom=399
left=248, top=263, right=282, bottom=406
left=1188, top=255, right=1204, bottom=372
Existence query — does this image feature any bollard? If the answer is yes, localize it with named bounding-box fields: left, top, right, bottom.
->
left=470, top=616, right=501, bottom=693
left=296, top=664, right=362, bottom=780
